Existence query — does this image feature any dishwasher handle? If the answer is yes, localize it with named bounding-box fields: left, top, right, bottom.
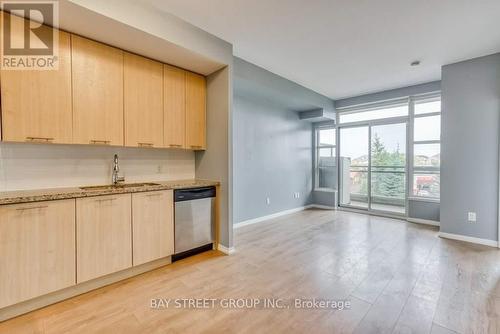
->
left=174, top=186, right=216, bottom=202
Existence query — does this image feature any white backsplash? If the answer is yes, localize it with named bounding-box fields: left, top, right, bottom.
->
left=0, top=143, right=195, bottom=191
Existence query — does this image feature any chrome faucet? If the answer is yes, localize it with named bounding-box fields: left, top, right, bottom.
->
left=112, top=154, right=125, bottom=185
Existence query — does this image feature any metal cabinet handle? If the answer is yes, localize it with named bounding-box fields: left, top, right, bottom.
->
left=94, top=198, right=117, bottom=203
left=90, top=140, right=111, bottom=145
left=146, top=193, right=163, bottom=197
left=138, top=142, right=154, bottom=147
left=16, top=205, right=49, bottom=211
left=26, top=137, right=54, bottom=142
left=190, top=145, right=203, bottom=149
left=168, top=144, right=182, bottom=148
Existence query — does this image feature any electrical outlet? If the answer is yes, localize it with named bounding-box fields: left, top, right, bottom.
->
left=157, top=165, right=163, bottom=173
left=468, top=212, right=477, bottom=223
left=266, top=197, right=270, bottom=205
left=294, top=192, right=300, bottom=199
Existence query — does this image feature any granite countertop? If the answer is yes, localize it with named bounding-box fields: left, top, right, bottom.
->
left=0, top=179, right=220, bottom=205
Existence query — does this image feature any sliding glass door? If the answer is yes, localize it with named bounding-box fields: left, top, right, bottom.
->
left=339, top=126, right=369, bottom=209
left=370, top=123, right=406, bottom=215
left=339, top=121, right=407, bottom=215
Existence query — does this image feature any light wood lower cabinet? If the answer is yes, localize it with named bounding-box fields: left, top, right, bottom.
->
left=0, top=200, right=76, bottom=309
left=0, top=190, right=179, bottom=315
left=132, top=190, right=174, bottom=266
left=76, top=194, right=132, bottom=283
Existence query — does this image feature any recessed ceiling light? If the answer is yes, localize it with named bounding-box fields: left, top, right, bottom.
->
left=411, top=60, right=421, bottom=66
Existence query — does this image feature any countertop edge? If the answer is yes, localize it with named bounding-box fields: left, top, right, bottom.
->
left=0, top=180, right=220, bottom=206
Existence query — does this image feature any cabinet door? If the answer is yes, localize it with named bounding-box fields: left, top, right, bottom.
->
left=132, top=190, right=174, bottom=266
left=185, top=71, right=206, bottom=150
left=76, top=194, right=132, bottom=283
left=0, top=17, right=72, bottom=144
left=164, top=65, right=186, bottom=149
left=72, top=35, right=124, bottom=146
left=124, top=53, right=163, bottom=148
left=0, top=200, right=76, bottom=308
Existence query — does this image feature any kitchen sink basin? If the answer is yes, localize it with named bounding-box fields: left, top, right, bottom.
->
left=80, top=183, right=160, bottom=191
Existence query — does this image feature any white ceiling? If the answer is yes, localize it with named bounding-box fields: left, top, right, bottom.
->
left=58, top=1, right=225, bottom=75
left=143, top=0, right=500, bottom=99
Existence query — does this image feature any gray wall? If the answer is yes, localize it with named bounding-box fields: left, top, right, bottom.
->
left=408, top=200, right=440, bottom=222
left=313, top=191, right=337, bottom=208
left=233, top=57, right=335, bottom=224
left=196, top=66, right=233, bottom=247
left=441, top=53, right=500, bottom=241
left=233, top=95, right=313, bottom=223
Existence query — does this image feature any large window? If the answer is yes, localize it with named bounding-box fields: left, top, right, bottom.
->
left=336, top=93, right=441, bottom=205
left=411, top=97, right=441, bottom=199
left=315, top=127, right=336, bottom=190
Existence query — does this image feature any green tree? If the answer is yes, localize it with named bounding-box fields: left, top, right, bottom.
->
left=359, top=134, right=405, bottom=201
left=371, top=134, right=405, bottom=199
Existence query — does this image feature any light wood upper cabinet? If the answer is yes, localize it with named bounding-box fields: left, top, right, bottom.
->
left=164, top=64, right=186, bottom=148
left=124, top=53, right=164, bottom=148
left=76, top=194, right=132, bottom=283
left=0, top=23, right=208, bottom=151
left=71, top=35, right=124, bottom=146
left=132, top=190, right=174, bottom=266
left=0, top=23, right=72, bottom=144
left=185, top=71, right=207, bottom=150
left=0, top=200, right=76, bottom=308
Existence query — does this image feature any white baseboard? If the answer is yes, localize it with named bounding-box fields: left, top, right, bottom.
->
left=309, top=204, right=336, bottom=210
left=407, top=217, right=440, bottom=227
left=234, top=204, right=337, bottom=230
left=234, top=205, right=312, bottom=229
left=217, top=244, right=235, bottom=255
left=439, top=232, right=498, bottom=247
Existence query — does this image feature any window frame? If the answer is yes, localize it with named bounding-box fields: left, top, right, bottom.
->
left=314, top=125, right=336, bottom=191
left=337, top=98, right=409, bottom=126
left=409, top=94, right=441, bottom=201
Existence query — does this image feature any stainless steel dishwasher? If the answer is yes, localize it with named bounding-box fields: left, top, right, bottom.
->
left=173, top=186, right=215, bottom=260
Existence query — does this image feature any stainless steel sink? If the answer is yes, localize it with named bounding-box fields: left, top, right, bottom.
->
left=80, top=183, right=160, bottom=191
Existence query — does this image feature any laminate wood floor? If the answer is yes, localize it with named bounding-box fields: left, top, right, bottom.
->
left=1, top=209, right=500, bottom=333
